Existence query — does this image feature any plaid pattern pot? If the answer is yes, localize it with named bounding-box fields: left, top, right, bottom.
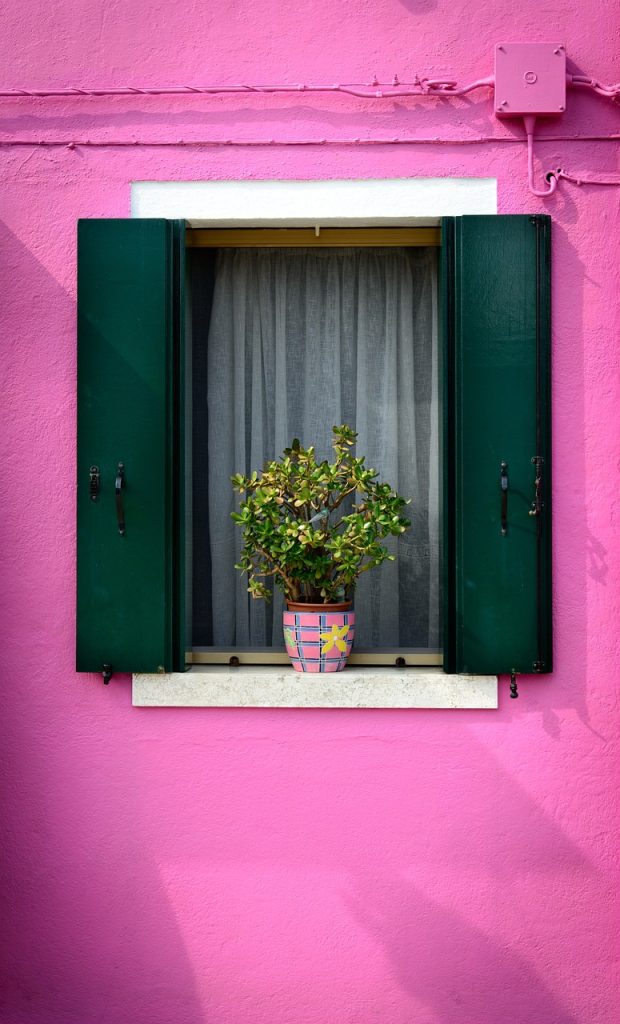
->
left=283, top=604, right=355, bottom=672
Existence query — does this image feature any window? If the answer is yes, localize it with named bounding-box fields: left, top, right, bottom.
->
left=189, top=229, right=440, bottom=665
left=76, top=212, right=551, bottom=683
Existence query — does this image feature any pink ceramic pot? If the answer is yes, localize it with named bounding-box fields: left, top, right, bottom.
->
left=283, top=601, right=355, bottom=672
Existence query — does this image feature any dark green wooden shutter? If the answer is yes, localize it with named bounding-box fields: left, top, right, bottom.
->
left=77, top=218, right=186, bottom=677
left=442, top=214, right=551, bottom=675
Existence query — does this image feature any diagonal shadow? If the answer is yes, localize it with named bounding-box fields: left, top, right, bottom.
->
left=0, top=220, right=207, bottom=1024
left=345, top=877, right=581, bottom=1023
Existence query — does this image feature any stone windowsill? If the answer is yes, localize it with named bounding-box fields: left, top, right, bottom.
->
left=132, top=666, right=498, bottom=708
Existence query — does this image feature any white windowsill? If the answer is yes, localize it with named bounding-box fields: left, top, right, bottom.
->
left=132, top=666, right=498, bottom=708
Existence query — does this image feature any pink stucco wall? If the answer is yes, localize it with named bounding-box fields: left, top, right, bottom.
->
left=1, top=3, right=619, bottom=1022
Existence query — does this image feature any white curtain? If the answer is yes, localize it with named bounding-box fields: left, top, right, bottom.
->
left=205, top=246, right=439, bottom=649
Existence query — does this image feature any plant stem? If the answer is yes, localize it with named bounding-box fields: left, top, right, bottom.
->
left=254, top=544, right=299, bottom=600
left=327, top=485, right=357, bottom=514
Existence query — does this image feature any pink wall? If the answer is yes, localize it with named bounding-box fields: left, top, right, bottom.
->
left=1, top=3, right=619, bottom=1022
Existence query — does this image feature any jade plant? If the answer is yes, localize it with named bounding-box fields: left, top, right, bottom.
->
left=231, top=425, right=411, bottom=604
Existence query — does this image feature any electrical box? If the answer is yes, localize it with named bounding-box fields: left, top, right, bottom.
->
left=495, top=42, right=566, bottom=117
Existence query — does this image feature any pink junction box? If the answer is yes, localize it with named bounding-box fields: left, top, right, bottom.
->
left=495, top=42, right=567, bottom=117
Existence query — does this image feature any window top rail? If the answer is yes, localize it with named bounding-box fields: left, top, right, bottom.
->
left=186, top=227, right=441, bottom=248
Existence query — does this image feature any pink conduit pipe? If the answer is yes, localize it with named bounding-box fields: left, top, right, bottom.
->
left=0, top=77, right=495, bottom=100
left=556, top=169, right=620, bottom=186
left=524, top=116, right=620, bottom=195
left=1, top=133, right=617, bottom=149
left=569, top=74, right=620, bottom=100
left=524, top=116, right=558, bottom=197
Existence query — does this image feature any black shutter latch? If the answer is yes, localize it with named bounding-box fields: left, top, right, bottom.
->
left=500, top=462, right=509, bottom=535
left=115, top=463, right=126, bottom=536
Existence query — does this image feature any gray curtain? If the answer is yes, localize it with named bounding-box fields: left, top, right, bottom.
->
left=205, top=246, right=439, bottom=649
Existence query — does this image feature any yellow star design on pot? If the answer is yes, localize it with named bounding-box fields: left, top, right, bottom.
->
left=320, top=623, right=350, bottom=654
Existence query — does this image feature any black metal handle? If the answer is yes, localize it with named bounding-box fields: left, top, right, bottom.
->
left=500, top=462, right=508, bottom=535
left=89, top=465, right=100, bottom=502
left=115, top=462, right=125, bottom=536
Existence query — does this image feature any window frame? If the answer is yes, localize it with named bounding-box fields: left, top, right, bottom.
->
left=186, top=225, right=443, bottom=668
left=128, top=176, right=498, bottom=683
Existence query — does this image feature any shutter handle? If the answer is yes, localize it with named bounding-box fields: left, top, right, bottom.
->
left=115, top=462, right=126, bottom=536
left=500, top=462, right=508, bottom=535
left=89, top=465, right=100, bottom=502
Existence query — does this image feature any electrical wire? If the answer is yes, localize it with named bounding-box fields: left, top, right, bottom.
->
left=556, top=168, right=620, bottom=187
left=0, top=76, right=495, bottom=101
left=2, top=73, right=616, bottom=101
left=1, top=133, right=617, bottom=150
left=1, top=70, right=619, bottom=196
left=569, top=74, right=620, bottom=100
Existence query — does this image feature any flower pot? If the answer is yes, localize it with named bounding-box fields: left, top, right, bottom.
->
left=283, top=601, right=355, bottom=672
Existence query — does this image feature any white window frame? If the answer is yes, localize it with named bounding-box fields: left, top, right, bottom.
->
left=131, top=177, right=498, bottom=709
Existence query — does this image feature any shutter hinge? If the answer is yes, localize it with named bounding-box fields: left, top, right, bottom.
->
left=102, top=663, right=113, bottom=685
left=510, top=672, right=519, bottom=698
left=529, top=455, right=544, bottom=517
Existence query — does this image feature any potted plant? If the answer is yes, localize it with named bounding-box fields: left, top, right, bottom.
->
left=231, top=425, right=411, bottom=672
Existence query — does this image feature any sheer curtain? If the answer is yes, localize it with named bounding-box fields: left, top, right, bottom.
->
left=204, top=246, right=439, bottom=650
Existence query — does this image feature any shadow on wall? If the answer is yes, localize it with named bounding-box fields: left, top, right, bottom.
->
left=0, top=91, right=496, bottom=139
left=0, top=221, right=207, bottom=1024
left=496, top=208, right=605, bottom=740
left=125, top=706, right=598, bottom=1022
left=0, top=198, right=606, bottom=1024
left=345, top=882, right=580, bottom=1024
left=396, top=0, right=437, bottom=10
left=1, top=706, right=209, bottom=1024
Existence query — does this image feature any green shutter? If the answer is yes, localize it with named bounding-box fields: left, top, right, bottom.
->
left=77, top=218, right=186, bottom=677
left=442, top=214, right=551, bottom=675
